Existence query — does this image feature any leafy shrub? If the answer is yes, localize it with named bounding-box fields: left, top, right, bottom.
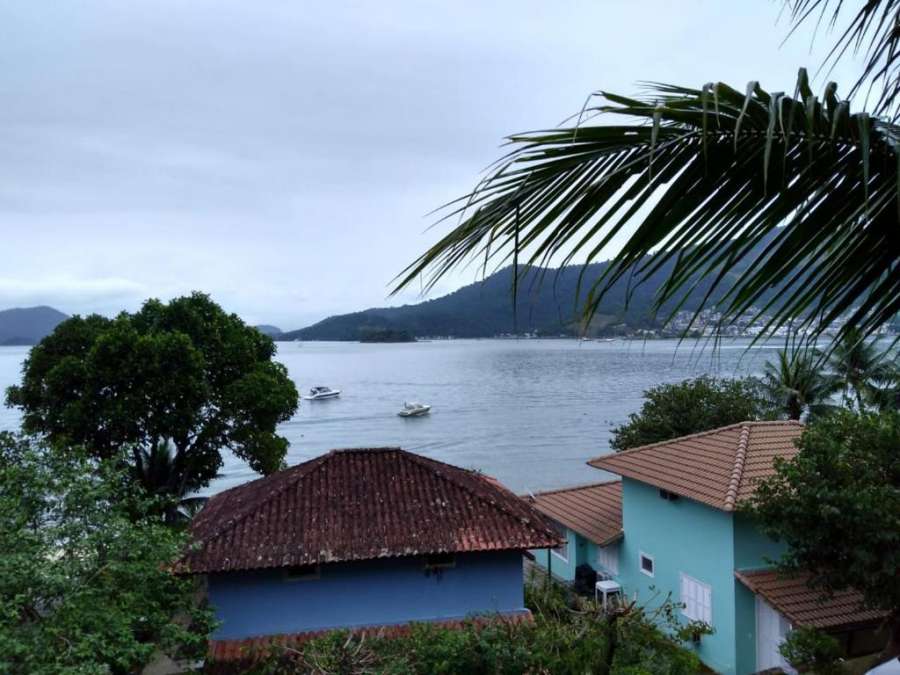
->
left=246, top=580, right=702, bottom=674
left=779, top=626, right=843, bottom=674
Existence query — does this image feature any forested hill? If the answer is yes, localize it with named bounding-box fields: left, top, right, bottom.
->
left=0, top=306, right=69, bottom=345
left=281, top=236, right=782, bottom=341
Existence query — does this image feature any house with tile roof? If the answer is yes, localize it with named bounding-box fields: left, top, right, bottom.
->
left=526, top=481, right=623, bottom=582
left=176, top=447, right=561, bottom=666
left=581, top=420, right=884, bottom=675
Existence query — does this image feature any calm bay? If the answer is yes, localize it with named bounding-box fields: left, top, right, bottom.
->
left=0, top=338, right=780, bottom=495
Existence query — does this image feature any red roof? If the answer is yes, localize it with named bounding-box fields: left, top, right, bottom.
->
left=178, top=448, right=562, bottom=574
left=589, top=421, right=803, bottom=511
left=527, top=481, right=622, bottom=546
left=735, top=569, right=885, bottom=630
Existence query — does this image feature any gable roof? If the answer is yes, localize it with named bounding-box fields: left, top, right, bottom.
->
left=526, top=481, right=623, bottom=546
left=587, top=421, right=803, bottom=511
left=735, top=569, right=885, bottom=630
left=178, top=448, right=562, bottom=574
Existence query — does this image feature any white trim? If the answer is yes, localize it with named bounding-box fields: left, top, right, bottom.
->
left=639, top=551, right=654, bottom=577
left=551, top=540, right=569, bottom=563
left=596, top=542, right=619, bottom=576
left=679, top=572, right=712, bottom=625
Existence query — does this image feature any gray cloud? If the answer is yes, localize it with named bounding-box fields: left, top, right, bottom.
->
left=0, top=0, right=860, bottom=328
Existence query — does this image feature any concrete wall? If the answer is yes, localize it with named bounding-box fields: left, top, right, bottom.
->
left=208, top=550, right=525, bottom=639
left=618, top=478, right=739, bottom=674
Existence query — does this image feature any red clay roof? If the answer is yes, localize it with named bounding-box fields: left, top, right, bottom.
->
left=178, top=448, right=562, bottom=574
left=588, top=421, right=803, bottom=511
left=205, top=611, right=533, bottom=669
left=735, top=569, right=885, bottom=630
left=527, top=481, right=623, bottom=546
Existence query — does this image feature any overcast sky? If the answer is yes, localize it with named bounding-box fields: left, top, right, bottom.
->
left=0, top=1, right=859, bottom=328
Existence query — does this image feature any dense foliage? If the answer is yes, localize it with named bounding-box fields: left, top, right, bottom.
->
left=749, top=410, right=900, bottom=651
left=0, top=432, right=214, bottom=674
left=779, top=626, right=844, bottom=675
left=610, top=376, right=773, bottom=450
left=244, top=579, right=703, bottom=674
left=5, top=293, right=298, bottom=501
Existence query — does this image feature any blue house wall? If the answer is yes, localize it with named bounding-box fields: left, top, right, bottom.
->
left=208, top=550, right=526, bottom=639
left=618, top=478, right=739, bottom=674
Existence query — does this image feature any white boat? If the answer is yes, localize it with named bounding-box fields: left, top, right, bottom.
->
left=398, top=401, right=431, bottom=417
left=303, top=386, right=341, bottom=400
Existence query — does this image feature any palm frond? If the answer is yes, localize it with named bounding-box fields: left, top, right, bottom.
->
left=393, top=70, right=900, bottom=344
left=784, top=1, right=900, bottom=118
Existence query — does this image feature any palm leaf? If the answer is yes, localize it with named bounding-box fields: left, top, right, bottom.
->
left=393, top=70, right=900, bottom=344
left=784, top=1, right=900, bottom=119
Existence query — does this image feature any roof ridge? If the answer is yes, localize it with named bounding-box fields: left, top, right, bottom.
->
left=588, top=420, right=750, bottom=463
left=192, top=453, right=333, bottom=551
left=723, top=424, right=751, bottom=511
left=530, top=480, right=621, bottom=497
left=401, top=452, right=556, bottom=541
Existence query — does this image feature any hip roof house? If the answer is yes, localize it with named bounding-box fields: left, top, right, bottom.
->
left=525, top=420, right=884, bottom=675
left=177, top=447, right=561, bottom=665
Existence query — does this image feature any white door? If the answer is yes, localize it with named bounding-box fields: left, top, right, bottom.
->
left=756, top=596, right=795, bottom=674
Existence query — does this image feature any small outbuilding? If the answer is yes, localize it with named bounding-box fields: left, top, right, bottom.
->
left=176, top=447, right=561, bottom=662
left=525, top=481, right=623, bottom=582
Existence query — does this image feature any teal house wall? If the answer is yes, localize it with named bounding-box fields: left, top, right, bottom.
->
left=618, top=478, right=738, bottom=674
left=530, top=525, right=620, bottom=582
left=530, top=525, right=582, bottom=581
left=617, top=479, right=789, bottom=675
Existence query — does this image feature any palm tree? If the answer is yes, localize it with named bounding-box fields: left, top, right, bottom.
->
left=828, top=327, right=898, bottom=410
left=761, top=347, right=839, bottom=420
left=393, top=4, right=900, bottom=345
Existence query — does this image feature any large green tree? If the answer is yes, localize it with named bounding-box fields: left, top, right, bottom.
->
left=393, top=2, right=900, bottom=345
left=610, top=376, right=772, bottom=450
left=5, top=293, right=299, bottom=500
left=749, top=411, right=900, bottom=655
left=0, top=432, right=215, bottom=674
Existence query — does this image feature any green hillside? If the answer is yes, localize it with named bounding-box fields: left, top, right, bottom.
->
left=281, top=236, right=782, bottom=341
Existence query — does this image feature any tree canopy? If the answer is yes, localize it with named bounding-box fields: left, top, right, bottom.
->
left=749, top=410, right=900, bottom=650
left=609, top=376, right=773, bottom=451
left=0, top=432, right=214, bottom=674
left=5, top=293, right=299, bottom=499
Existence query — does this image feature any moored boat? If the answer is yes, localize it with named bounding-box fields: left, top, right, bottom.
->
left=398, top=402, right=431, bottom=417
left=304, top=386, right=341, bottom=400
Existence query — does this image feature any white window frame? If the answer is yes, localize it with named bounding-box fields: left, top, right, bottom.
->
left=550, top=522, right=569, bottom=563
left=639, top=551, right=654, bottom=577
left=596, top=543, right=618, bottom=576
left=680, top=572, right=713, bottom=625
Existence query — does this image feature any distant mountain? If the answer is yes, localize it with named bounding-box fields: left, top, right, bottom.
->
left=0, top=306, right=69, bottom=345
left=255, top=324, right=283, bottom=337
left=281, top=233, right=785, bottom=341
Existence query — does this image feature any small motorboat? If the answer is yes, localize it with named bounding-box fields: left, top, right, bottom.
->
left=398, top=401, right=431, bottom=417
left=303, top=386, right=341, bottom=400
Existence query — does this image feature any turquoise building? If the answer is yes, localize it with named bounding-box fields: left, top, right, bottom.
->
left=531, top=421, right=883, bottom=675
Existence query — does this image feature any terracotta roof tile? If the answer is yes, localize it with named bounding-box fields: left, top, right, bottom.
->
left=178, top=448, right=562, bottom=574
left=588, top=421, right=803, bottom=511
left=735, top=569, right=885, bottom=630
left=526, top=481, right=623, bottom=546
